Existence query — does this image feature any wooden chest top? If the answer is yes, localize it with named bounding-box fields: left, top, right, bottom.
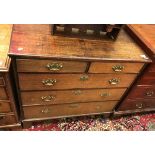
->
left=0, top=24, right=13, bottom=71
left=9, top=24, right=151, bottom=63
left=126, top=24, right=155, bottom=60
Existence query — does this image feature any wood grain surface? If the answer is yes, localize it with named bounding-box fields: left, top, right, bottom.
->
left=0, top=25, right=12, bottom=71
left=18, top=73, right=137, bottom=90
left=117, top=98, right=155, bottom=111
left=21, top=88, right=126, bottom=106
left=9, top=25, right=151, bottom=63
left=16, top=59, right=88, bottom=73
left=23, top=101, right=118, bottom=119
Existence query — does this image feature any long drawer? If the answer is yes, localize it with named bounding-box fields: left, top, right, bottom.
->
left=21, top=88, right=126, bottom=106
left=125, top=86, right=155, bottom=100
left=0, top=87, right=8, bottom=100
left=18, top=73, right=137, bottom=90
left=17, top=59, right=88, bottom=73
left=0, top=101, right=11, bottom=113
left=89, top=62, right=144, bottom=73
left=0, top=114, right=16, bottom=126
left=137, top=72, right=155, bottom=86
left=117, top=99, right=155, bottom=111
left=23, top=101, right=118, bottom=119
left=146, top=64, right=155, bottom=73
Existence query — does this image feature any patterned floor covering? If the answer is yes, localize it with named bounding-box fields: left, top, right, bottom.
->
left=25, top=113, right=155, bottom=131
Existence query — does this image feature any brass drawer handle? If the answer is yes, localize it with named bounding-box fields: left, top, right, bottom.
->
left=41, top=108, right=50, bottom=114
left=68, top=104, right=79, bottom=108
left=109, top=78, right=120, bottom=85
left=100, top=93, right=111, bottom=97
left=42, top=79, right=57, bottom=86
left=96, top=106, right=101, bottom=110
left=136, top=103, right=143, bottom=109
left=41, top=96, right=55, bottom=102
left=73, top=90, right=82, bottom=95
left=80, top=75, right=89, bottom=81
left=46, top=63, right=63, bottom=71
left=112, top=65, right=124, bottom=72
left=145, top=91, right=154, bottom=97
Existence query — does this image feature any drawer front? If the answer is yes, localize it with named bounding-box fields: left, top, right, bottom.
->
left=19, top=73, right=137, bottom=90
left=17, top=59, right=88, bottom=73
left=137, top=72, right=155, bottom=86
left=117, top=99, right=155, bottom=111
left=0, top=114, right=16, bottom=126
left=147, top=64, right=155, bottom=73
left=21, top=88, right=126, bottom=106
left=0, top=87, right=8, bottom=100
left=0, top=101, right=11, bottom=113
left=89, top=62, right=144, bottom=73
left=126, top=86, right=155, bottom=99
left=23, top=101, right=118, bottom=119
left=0, top=77, right=5, bottom=86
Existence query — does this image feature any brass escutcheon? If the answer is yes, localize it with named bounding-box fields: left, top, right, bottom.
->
left=100, top=93, right=111, bottom=97
left=112, top=65, right=124, bottom=72
left=41, top=108, right=50, bottom=114
left=96, top=106, right=101, bottom=110
left=109, top=78, right=120, bottom=85
left=136, top=103, right=143, bottom=109
left=46, top=62, right=63, bottom=71
left=41, top=96, right=55, bottom=102
left=80, top=75, right=89, bottom=81
left=73, top=90, right=82, bottom=95
left=42, top=79, right=57, bottom=86
left=146, top=91, right=154, bottom=97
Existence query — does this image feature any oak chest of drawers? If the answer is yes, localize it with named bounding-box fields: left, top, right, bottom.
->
left=9, top=24, right=150, bottom=128
left=0, top=25, right=20, bottom=129
left=115, top=25, right=155, bottom=115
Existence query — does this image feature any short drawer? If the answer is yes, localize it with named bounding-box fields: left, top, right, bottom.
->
left=0, top=87, right=8, bottom=100
left=126, top=86, right=155, bottom=99
left=0, top=114, right=16, bottom=126
left=19, top=73, right=137, bottom=90
left=137, top=72, right=155, bottom=86
left=117, top=99, right=155, bottom=111
left=21, top=88, right=126, bottom=106
left=17, top=59, right=88, bottom=73
left=23, top=101, right=118, bottom=119
left=89, top=62, right=144, bottom=73
left=0, top=101, right=11, bottom=113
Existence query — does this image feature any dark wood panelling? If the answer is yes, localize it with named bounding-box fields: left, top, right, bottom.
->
left=137, top=72, right=155, bottom=86
left=125, top=86, right=155, bottom=99
left=118, top=98, right=155, bottom=111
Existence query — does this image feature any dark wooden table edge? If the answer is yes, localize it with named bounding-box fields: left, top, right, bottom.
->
left=125, top=24, right=155, bottom=61
left=113, top=108, right=155, bottom=117
left=0, top=123, right=21, bottom=129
